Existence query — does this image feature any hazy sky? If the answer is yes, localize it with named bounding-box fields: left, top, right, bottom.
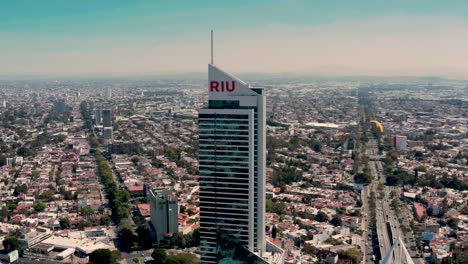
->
left=1, top=0, right=468, bottom=78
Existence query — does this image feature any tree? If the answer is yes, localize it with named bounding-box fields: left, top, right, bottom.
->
left=386, top=174, right=400, bottom=186
left=414, top=151, right=424, bottom=160
left=100, top=214, right=111, bottom=226
left=166, top=253, right=198, bottom=264
left=266, top=199, right=287, bottom=215
left=136, top=225, right=153, bottom=249
left=17, top=147, right=34, bottom=157
left=0, top=206, right=8, bottom=220
left=2, top=236, right=19, bottom=253
left=118, top=223, right=136, bottom=252
left=271, top=166, right=303, bottom=186
left=32, top=169, right=40, bottom=177
left=451, top=247, right=468, bottom=264
left=112, top=203, right=130, bottom=223
left=354, top=172, right=371, bottom=184
left=313, top=144, right=321, bottom=152
left=0, top=155, right=6, bottom=166
left=324, top=237, right=343, bottom=245
left=272, top=225, right=278, bottom=239
left=131, top=157, right=140, bottom=166
left=447, top=218, right=460, bottom=230
left=339, top=248, right=362, bottom=262
left=349, top=210, right=361, bottom=217
left=89, top=249, right=121, bottom=264
left=171, top=233, right=187, bottom=248
left=33, top=202, right=46, bottom=212
left=427, top=207, right=434, bottom=217
left=315, top=211, right=329, bottom=222
left=330, top=215, right=342, bottom=227
left=77, top=220, right=87, bottom=230
left=178, top=229, right=200, bottom=248
left=190, top=228, right=200, bottom=247
left=13, top=183, right=28, bottom=196
left=152, top=248, right=167, bottom=264
left=81, top=205, right=94, bottom=216
left=117, top=189, right=131, bottom=203
left=302, top=243, right=318, bottom=256
left=59, top=218, right=69, bottom=229
left=40, top=189, right=56, bottom=202
left=356, top=199, right=363, bottom=207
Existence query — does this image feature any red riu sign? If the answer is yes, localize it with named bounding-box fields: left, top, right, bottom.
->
left=210, top=81, right=235, bottom=92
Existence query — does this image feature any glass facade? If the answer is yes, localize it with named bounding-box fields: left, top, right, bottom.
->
left=200, top=64, right=266, bottom=263
left=199, top=111, right=253, bottom=263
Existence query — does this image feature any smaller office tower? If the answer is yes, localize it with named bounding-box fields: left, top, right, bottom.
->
left=14, top=156, right=23, bottom=166
left=393, top=136, right=407, bottom=151
left=103, top=127, right=114, bottom=143
left=102, top=109, right=112, bottom=127
left=6, top=158, right=14, bottom=167
left=95, top=109, right=102, bottom=125
left=148, top=189, right=179, bottom=245
left=53, top=99, right=66, bottom=114
left=105, top=87, right=112, bottom=98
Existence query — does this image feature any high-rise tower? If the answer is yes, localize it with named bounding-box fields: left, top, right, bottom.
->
left=102, top=109, right=112, bottom=128
left=95, top=109, right=102, bottom=125
left=105, top=87, right=112, bottom=98
left=148, top=189, right=179, bottom=245
left=53, top=99, right=66, bottom=114
left=198, top=64, right=266, bottom=263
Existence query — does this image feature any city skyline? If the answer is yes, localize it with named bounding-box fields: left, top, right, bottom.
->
left=0, top=53, right=465, bottom=263
left=2, top=1, right=468, bottom=78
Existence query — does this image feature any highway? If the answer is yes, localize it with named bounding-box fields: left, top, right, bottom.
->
left=360, top=185, right=371, bottom=263
left=366, top=138, right=392, bottom=258
left=363, top=138, right=424, bottom=264
left=368, top=137, right=394, bottom=259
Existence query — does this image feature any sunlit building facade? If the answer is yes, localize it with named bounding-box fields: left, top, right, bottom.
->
left=198, top=64, right=266, bottom=263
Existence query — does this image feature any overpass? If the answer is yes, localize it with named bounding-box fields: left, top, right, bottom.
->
left=382, top=236, right=414, bottom=264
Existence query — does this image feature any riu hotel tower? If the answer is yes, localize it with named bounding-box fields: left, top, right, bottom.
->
left=198, top=33, right=268, bottom=263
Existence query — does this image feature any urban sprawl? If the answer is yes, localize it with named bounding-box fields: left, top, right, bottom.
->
left=0, top=73, right=466, bottom=264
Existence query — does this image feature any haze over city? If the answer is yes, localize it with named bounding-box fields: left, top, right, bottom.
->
left=1, top=1, right=468, bottom=78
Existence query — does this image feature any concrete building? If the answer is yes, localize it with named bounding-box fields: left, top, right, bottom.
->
left=102, top=109, right=112, bottom=127
left=393, top=135, right=407, bottom=151
left=148, top=188, right=179, bottom=245
left=198, top=64, right=266, bottom=263
left=14, top=156, right=23, bottom=166
left=105, top=87, right=112, bottom=98
left=53, top=99, right=66, bottom=114
left=103, top=127, right=113, bottom=143
left=19, top=227, right=53, bottom=249
left=94, top=109, right=102, bottom=125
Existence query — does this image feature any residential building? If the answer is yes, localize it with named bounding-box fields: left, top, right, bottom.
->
left=148, top=188, right=179, bottom=245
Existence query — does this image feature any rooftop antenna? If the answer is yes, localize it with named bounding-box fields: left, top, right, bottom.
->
left=211, top=30, right=214, bottom=64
